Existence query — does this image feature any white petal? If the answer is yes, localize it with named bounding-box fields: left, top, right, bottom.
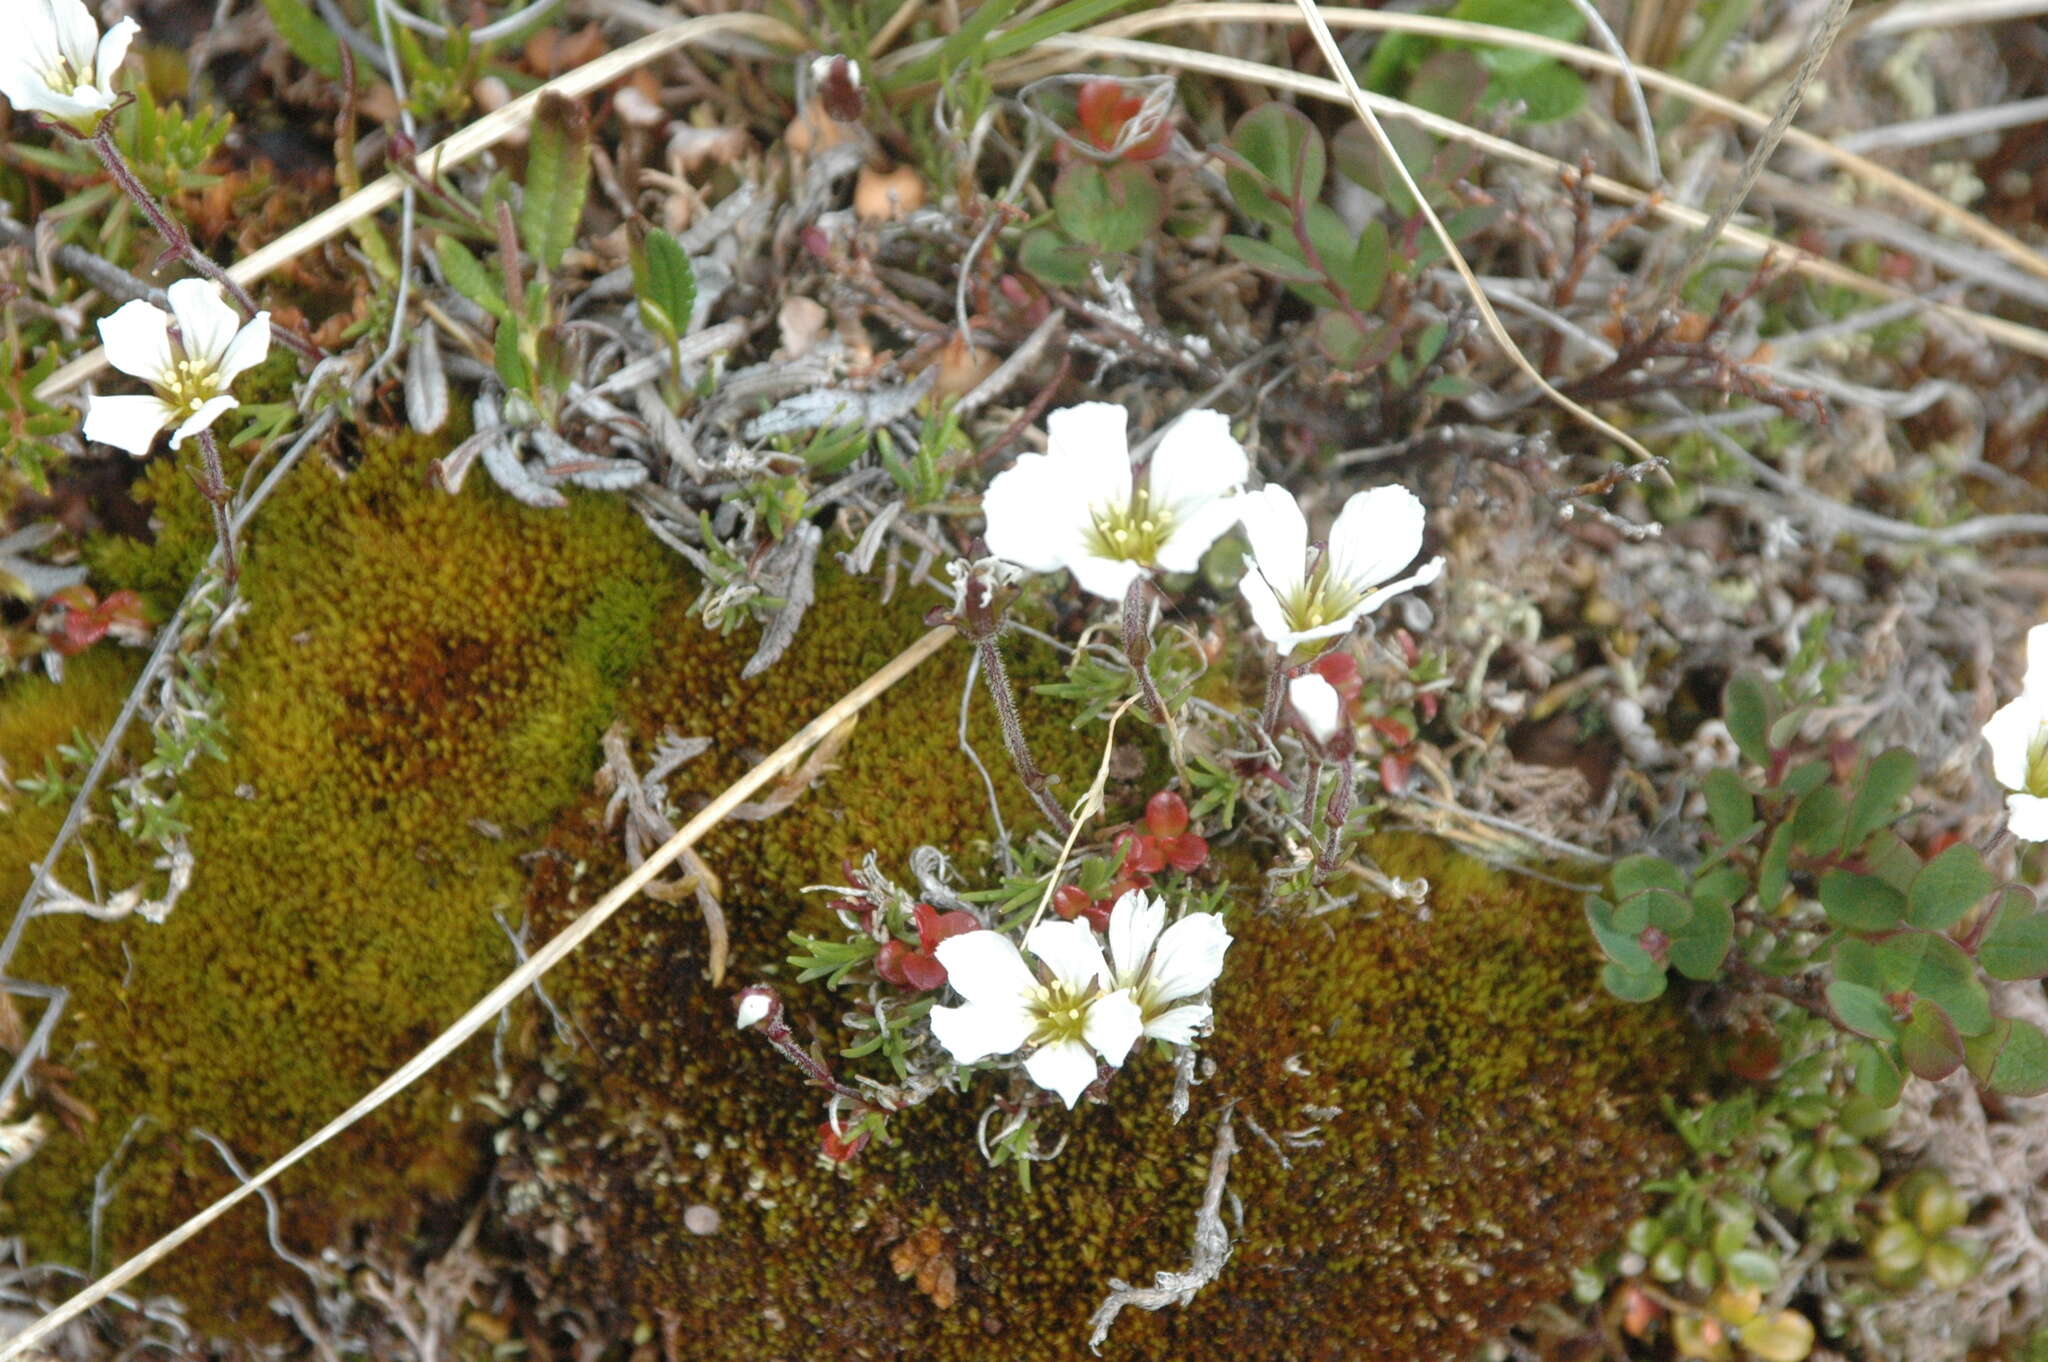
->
left=1237, top=485, right=1308, bottom=597
left=50, top=0, right=101, bottom=69
left=2025, top=623, right=2048, bottom=697
left=1351, top=555, right=1445, bottom=619
left=1145, top=410, right=1247, bottom=518
left=81, top=393, right=171, bottom=457
left=930, top=1000, right=1036, bottom=1065
left=1023, top=918, right=1110, bottom=995
left=2012, top=793, right=2048, bottom=843
left=933, top=930, right=1038, bottom=1009
left=1327, top=483, right=1428, bottom=594
left=1106, top=890, right=1164, bottom=988
left=1983, top=695, right=2044, bottom=793
left=1023, top=1037, right=1100, bottom=1108
left=1289, top=673, right=1343, bottom=742
left=169, top=394, right=237, bottom=448
left=94, top=16, right=138, bottom=91
left=1238, top=556, right=1302, bottom=651
left=1082, top=989, right=1143, bottom=1069
left=983, top=453, right=1089, bottom=574
left=1067, top=551, right=1148, bottom=603
left=97, top=299, right=174, bottom=384
left=215, top=312, right=272, bottom=386
left=734, top=994, right=772, bottom=1030
left=1142, top=1003, right=1211, bottom=1045
left=1144, top=913, right=1232, bottom=1004
left=26, top=84, right=116, bottom=123
left=1153, top=492, right=1245, bottom=575
left=1043, top=402, right=1134, bottom=509
left=166, top=279, right=242, bottom=369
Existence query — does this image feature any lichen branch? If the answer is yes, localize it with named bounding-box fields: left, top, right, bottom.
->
left=1087, top=1104, right=1238, bottom=1351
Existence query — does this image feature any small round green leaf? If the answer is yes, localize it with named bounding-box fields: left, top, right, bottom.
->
left=1908, top=843, right=1995, bottom=931
left=1979, top=890, right=2048, bottom=981
left=1818, top=870, right=1906, bottom=933
left=1602, top=960, right=1668, bottom=1002
left=1965, top=1017, right=2048, bottom=1097
left=1826, top=980, right=1899, bottom=1042
left=1702, top=768, right=1756, bottom=844
left=1846, top=748, right=1919, bottom=846
left=1899, top=999, right=1965, bottom=1081
left=1722, top=672, right=1773, bottom=766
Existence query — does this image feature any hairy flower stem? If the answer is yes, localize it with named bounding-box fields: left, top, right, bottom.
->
left=976, top=633, right=1074, bottom=837
left=1314, top=757, right=1354, bottom=884
left=193, top=428, right=237, bottom=584
left=88, top=123, right=320, bottom=361
left=1301, top=753, right=1324, bottom=828
left=1121, top=576, right=1169, bottom=726
left=1260, top=653, right=1291, bottom=735
left=739, top=987, right=869, bottom=1105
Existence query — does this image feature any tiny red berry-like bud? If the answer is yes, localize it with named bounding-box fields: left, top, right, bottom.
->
left=875, top=939, right=913, bottom=987
left=1119, top=830, right=1168, bottom=875
left=1053, top=885, right=1095, bottom=922
left=914, top=903, right=980, bottom=954
left=900, top=951, right=949, bottom=992
left=1310, top=652, right=1358, bottom=687
left=1379, top=753, right=1413, bottom=796
left=1145, top=790, right=1190, bottom=838
left=1164, top=834, right=1208, bottom=873
left=1638, top=926, right=1670, bottom=962
left=819, top=1121, right=870, bottom=1163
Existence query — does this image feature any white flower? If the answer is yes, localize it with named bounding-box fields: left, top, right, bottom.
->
left=1983, top=622, right=2048, bottom=841
left=1104, top=890, right=1231, bottom=1045
left=1237, top=483, right=1445, bottom=654
left=83, top=279, right=270, bottom=457
left=734, top=992, right=773, bottom=1030
left=983, top=402, right=1248, bottom=601
left=1289, top=673, right=1344, bottom=744
left=931, top=919, right=1144, bottom=1108
left=1, top=0, right=138, bottom=132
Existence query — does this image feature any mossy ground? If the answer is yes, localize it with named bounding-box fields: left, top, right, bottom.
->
left=511, top=798, right=1684, bottom=1359
left=1, top=431, right=678, bottom=1327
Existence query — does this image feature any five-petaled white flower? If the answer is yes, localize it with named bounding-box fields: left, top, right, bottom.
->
left=1982, top=622, right=2048, bottom=841
left=982, top=402, right=1248, bottom=601
left=931, top=918, right=1144, bottom=1108
left=2, top=0, right=139, bottom=133
left=1288, top=672, right=1344, bottom=744
left=1103, top=891, right=1231, bottom=1045
left=1237, top=483, right=1445, bottom=654
left=83, top=279, right=271, bottom=458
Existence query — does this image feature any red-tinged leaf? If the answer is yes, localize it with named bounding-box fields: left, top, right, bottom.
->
left=1380, top=753, right=1414, bottom=796
left=1900, top=999, right=1965, bottom=1080
left=1165, top=834, right=1208, bottom=873
left=900, top=951, right=949, bottom=992
left=1146, top=789, right=1190, bottom=838
left=1052, top=885, right=1095, bottom=922
left=819, top=1122, right=870, bottom=1163
left=875, top=939, right=912, bottom=987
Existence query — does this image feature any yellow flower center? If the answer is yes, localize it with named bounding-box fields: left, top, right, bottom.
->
left=1085, top=489, right=1171, bottom=565
left=2027, top=727, right=2048, bottom=797
left=1275, top=553, right=1364, bottom=637
left=1028, top=982, right=1096, bottom=1047
left=155, top=354, right=225, bottom=423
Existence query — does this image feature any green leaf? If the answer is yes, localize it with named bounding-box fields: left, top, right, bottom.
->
left=1819, top=870, right=1904, bottom=933
left=1862, top=829, right=1924, bottom=895
left=1586, top=896, right=1651, bottom=974
left=1405, top=50, right=1488, bottom=119
left=1965, top=1017, right=2048, bottom=1097
left=1612, top=854, right=1686, bottom=900
left=259, top=0, right=344, bottom=78
left=1603, top=960, right=1667, bottom=1002
left=1721, top=1248, right=1780, bottom=1291
left=1669, top=891, right=1733, bottom=982
left=1331, top=117, right=1435, bottom=218
left=1052, top=162, right=1163, bottom=254
left=1777, top=759, right=1830, bottom=801
left=938, top=0, right=1020, bottom=71
left=1827, top=980, right=1900, bottom=1042
left=1846, top=749, right=1918, bottom=846
left=1755, top=820, right=1794, bottom=911
left=1490, top=60, right=1583, bottom=122
left=1312, top=310, right=1363, bottom=368
left=520, top=93, right=592, bottom=273
left=1342, top=220, right=1390, bottom=311
left=1017, top=228, right=1094, bottom=288
left=435, top=237, right=512, bottom=322
left=1614, top=888, right=1691, bottom=936
left=1228, top=103, right=1325, bottom=213
left=985, top=0, right=1135, bottom=58
left=634, top=229, right=697, bottom=341
left=1767, top=705, right=1811, bottom=752
left=1723, top=672, right=1773, bottom=765
left=1702, top=768, right=1756, bottom=843
left=1219, top=233, right=1321, bottom=284
left=1788, top=784, right=1846, bottom=853
left=1979, top=888, right=2048, bottom=981
left=1876, top=933, right=1992, bottom=1036
left=1851, top=1039, right=1905, bottom=1106
left=1907, top=843, right=1993, bottom=932
left=493, top=315, right=531, bottom=395
left=1899, top=999, right=1965, bottom=1081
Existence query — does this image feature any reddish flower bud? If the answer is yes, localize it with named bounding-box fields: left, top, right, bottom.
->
left=819, top=1121, right=870, bottom=1163
left=1145, top=789, right=1190, bottom=838
left=1052, top=885, right=1095, bottom=922
left=1310, top=652, right=1358, bottom=687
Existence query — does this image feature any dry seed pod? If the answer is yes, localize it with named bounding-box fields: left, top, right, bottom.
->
left=855, top=163, right=924, bottom=222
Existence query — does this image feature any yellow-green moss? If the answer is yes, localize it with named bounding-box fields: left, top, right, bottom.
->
left=2, top=431, right=676, bottom=1327
left=514, top=810, right=1683, bottom=1357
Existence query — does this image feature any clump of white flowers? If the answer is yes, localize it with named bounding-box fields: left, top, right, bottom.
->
left=82, top=279, right=271, bottom=457
left=1237, top=482, right=1444, bottom=654
left=1983, top=621, right=2048, bottom=841
left=982, top=402, right=1248, bottom=601
left=1, top=0, right=138, bottom=133
left=931, top=890, right=1231, bottom=1108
